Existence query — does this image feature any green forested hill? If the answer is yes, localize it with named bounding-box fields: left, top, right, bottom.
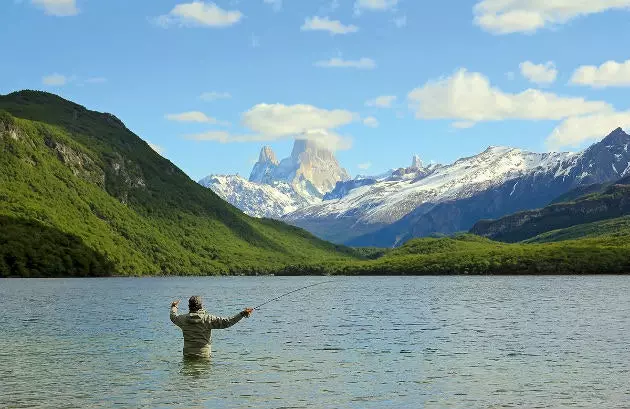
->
left=0, top=91, right=355, bottom=277
left=470, top=180, right=630, bottom=243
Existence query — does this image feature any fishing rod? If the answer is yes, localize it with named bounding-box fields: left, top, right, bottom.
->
left=253, top=280, right=335, bottom=310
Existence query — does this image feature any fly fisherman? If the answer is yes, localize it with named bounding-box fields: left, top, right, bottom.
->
left=170, top=295, right=253, bottom=358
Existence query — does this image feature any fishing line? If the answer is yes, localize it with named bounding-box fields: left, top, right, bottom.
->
left=253, top=280, right=335, bottom=310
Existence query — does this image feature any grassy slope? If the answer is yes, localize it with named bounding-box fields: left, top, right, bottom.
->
left=0, top=91, right=355, bottom=276
left=524, top=215, right=630, bottom=244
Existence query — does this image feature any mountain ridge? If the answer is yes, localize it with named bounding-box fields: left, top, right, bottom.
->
left=0, top=90, right=355, bottom=276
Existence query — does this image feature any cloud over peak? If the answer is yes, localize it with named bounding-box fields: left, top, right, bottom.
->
left=186, top=103, right=357, bottom=151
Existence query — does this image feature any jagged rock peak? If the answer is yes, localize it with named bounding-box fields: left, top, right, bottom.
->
left=411, top=155, right=423, bottom=169
left=258, top=146, right=279, bottom=165
left=602, top=127, right=629, bottom=144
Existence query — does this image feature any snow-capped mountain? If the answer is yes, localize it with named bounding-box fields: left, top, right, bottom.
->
left=199, top=139, right=350, bottom=219
left=283, top=128, right=630, bottom=246
left=198, top=175, right=311, bottom=218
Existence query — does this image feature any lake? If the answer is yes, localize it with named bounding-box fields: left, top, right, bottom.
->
left=1, top=276, right=628, bottom=408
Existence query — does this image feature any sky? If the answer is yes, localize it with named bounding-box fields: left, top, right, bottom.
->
left=2, top=0, right=630, bottom=181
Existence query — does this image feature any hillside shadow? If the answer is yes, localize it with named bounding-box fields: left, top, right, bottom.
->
left=0, top=215, right=117, bottom=277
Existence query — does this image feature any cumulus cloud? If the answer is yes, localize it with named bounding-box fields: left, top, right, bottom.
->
left=355, top=0, right=398, bottom=13
left=185, top=103, right=358, bottom=151
left=42, top=73, right=68, bottom=86
left=32, top=0, right=78, bottom=16
left=155, top=1, right=242, bottom=28
left=301, top=16, right=359, bottom=35
left=407, top=69, right=612, bottom=127
left=315, top=57, right=376, bottom=70
left=363, top=116, right=379, bottom=128
left=520, top=61, right=558, bottom=85
left=571, top=59, right=630, bottom=88
left=474, top=0, right=630, bottom=34
left=165, top=111, right=225, bottom=124
left=243, top=103, right=356, bottom=135
left=199, top=91, right=231, bottom=101
left=547, top=112, right=630, bottom=150
left=366, top=95, right=397, bottom=108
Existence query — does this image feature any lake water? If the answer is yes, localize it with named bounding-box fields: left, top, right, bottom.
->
left=1, top=276, right=628, bottom=409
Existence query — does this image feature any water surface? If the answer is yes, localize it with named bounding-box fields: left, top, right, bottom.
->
left=1, top=276, right=628, bottom=408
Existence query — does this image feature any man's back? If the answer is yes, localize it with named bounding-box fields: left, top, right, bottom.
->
left=170, top=297, right=252, bottom=358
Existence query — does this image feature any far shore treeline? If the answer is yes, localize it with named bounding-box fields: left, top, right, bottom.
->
left=2, top=90, right=630, bottom=277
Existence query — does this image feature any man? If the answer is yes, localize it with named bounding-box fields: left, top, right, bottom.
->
left=170, top=295, right=253, bottom=358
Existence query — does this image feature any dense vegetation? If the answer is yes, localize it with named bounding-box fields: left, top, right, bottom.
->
left=272, top=234, right=630, bottom=275
left=1, top=90, right=629, bottom=277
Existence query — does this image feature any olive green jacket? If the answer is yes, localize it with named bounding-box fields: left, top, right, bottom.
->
left=170, top=306, right=246, bottom=357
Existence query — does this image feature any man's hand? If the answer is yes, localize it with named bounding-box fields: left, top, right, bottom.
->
left=171, top=300, right=180, bottom=308
left=243, top=308, right=253, bottom=318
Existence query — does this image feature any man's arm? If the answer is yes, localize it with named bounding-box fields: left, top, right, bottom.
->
left=207, top=308, right=253, bottom=329
left=170, top=300, right=182, bottom=327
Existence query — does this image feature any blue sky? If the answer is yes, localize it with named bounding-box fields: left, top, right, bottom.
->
left=2, top=0, right=630, bottom=181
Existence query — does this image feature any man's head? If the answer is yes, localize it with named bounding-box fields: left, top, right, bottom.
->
left=189, top=295, right=203, bottom=312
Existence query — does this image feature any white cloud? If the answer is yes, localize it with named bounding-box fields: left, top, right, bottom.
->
left=407, top=69, right=612, bottom=127
left=155, top=1, right=242, bottom=28
left=520, top=61, right=558, bottom=85
left=358, top=162, right=372, bottom=170
left=474, top=0, right=630, bottom=34
left=263, top=0, right=282, bottom=11
left=506, top=71, right=516, bottom=80
left=243, top=103, right=357, bottom=136
left=571, top=59, right=630, bottom=88
left=355, top=0, right=398, bottom=13
left=366, top=95, right=397, bottom=108
left=363, top=116, right=379, bottom=128
left=547, top=112, right=630, bottom=150
left=199, top=91, right=231, bottom=101
left=301, top=17, right=359, bottom=35
left=165, top=111, right=225, bottom=124
left=185, top=103, right=358, bottom=151
left=315, top=57, right=376, bottom=70
left=32, top=0, right=78, bottom=16
left=42, top=73, right=68, bottom=86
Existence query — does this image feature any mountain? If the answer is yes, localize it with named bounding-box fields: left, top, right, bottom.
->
left=286, top=128, right=630, bottom=247
left=0, top=90, right=355, bottom=277
left=200, top=138, right=350, bottom=219
left=470, top=176, right=630, bottom=242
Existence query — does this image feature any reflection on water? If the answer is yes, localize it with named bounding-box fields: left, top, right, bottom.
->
left=180, top=356, right=213, bottom=378
left=0, top=276, right=629, bottom=408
